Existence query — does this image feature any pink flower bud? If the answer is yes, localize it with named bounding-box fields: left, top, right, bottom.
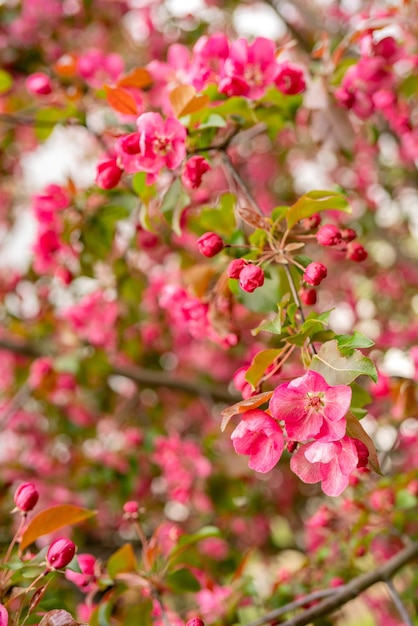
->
left=0, top=603, right=8, bottom=626
left=123, top=501, right=139, bottom=515
left=227, top=258, right=247, bottom=279
left=181, top=156, right=211, bottom=190
left=302, top=213, right=321, bottom=230
left=26, top=72, right=52, bottom=96
left=275, top=62, right=306, bottom=95
left=46, top=538, right=76, bottom=570
left=186, top=619, right=204, bottom=626
left=303, top=262, right=327, bottom=286
left=197, top=232, right=224, bottom=257
left=14, top=483, right=39, bottom=512
left=299, top=287, right=317, bottom=305
left=346, top=242, right=367, bottom=262
left=316, top=224, right=342, bottom=246
left=232, top=366, right=254, bottom=399
left=340, top=228, right=357, bottom=242
left=95, top=158, right=123, bottom=190
left=239, top=265, right=264, bottom=293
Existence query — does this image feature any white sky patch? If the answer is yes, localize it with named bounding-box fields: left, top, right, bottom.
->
left=21, top=125, right=99, bottom=191
left=233, top=3, right=286, bottom=39
left=381, top=348, right=415, bottom=379
left=165, top=0, right=205, bottom=18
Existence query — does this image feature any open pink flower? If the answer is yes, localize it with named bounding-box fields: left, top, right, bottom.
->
left=135, top=112, right=186, bottom=175
left=290, top=436, right=359, bottom=497
left=231, top=409, right=284, bottom=473
left=269, top=371, right=351, bottom=442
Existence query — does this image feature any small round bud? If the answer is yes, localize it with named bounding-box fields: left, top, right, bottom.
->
left=340, top=228, right=357, bottom=242
left=14, top=483, right=39, bottom=513
left=46, top=538, right=76, bottom=570
left=346, top=242, right=367, bottom=262
left=303, top=262, right=327, bottom=286
left=186, top=619, right=204, bottom=626
left=0, top=605, right=9, bottom=626
left=301, top=213, right=321, bottom=230
left=123, top=501, right=139, bottom=515
left=26, top=72, right=52, bottom=96
left=316, top=224, right=342, bottom=246
left=95, top=158, right=123, bottom=190
left=227, top=258, right=247, bottom=279
left=299, top=287, right=317, bottom=305
left=239, top=265, right=264, bottom=293
left=197, top=232, right=224, bottom=257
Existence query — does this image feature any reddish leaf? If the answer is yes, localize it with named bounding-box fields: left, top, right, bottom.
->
left=346, top=413, right=381, bottom=475
left=236, top=206, right=270, bottom=230
left=104, top=85, right=138, bottom=116
left=20, top=505, right=96, bottom=551
left=169, top=85, right=209, bottom=117
left=117, top=67, right=153, bottom=89
left=221, top=391, right=273, bottom=432
left=39, top=610, right=80, bottom=626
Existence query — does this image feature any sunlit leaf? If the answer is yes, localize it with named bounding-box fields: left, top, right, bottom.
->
left=20, top=506, right=96, bottom=551
left=104, top=85, right=138, bottom=115
left=117, top=67, right=152, bottom=89
left=245, top=349, right=283, bottom=389
left=221, top=391, right=273, bottom=431
left=107, top=544, right=137, bottom=579
left=310, top=340, right=377, bottom=385
left=169, top=85, right=209, bottom=117
left=286, top=190, right=351, bottom=229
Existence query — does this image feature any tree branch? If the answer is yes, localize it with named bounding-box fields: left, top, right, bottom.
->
left=244, top=541, right=418, bottom=626
left=385, top=578, right=414, bottom=626
left=0, top=337, right=238, bottom=404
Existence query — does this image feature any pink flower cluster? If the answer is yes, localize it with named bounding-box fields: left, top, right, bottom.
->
left=231, top=370, right=366, bottom=496
left=61, top=291, right=119, bottom=349
left=152, top=434, right=211, bottom=504
left=335, top=34, right=418, bottom=161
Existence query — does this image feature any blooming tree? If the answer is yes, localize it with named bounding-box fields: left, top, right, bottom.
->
left=0, top=1, right=418, bottom=625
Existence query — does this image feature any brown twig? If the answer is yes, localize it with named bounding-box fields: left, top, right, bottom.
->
left=243, top=541, right=418, bottom=626
left=0, top=337, right=238, bottom=404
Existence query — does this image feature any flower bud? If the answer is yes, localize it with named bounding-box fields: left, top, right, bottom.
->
left=227, top=258, right=247, bottom=279
left=26, top=72, right=52, bottom=96
left=197, top=232, right=224, bottom=257
left=301, top=213, right=321, bottom=230
left=95, top=158, right=123, bottom=190
left=14, top=483, right=39, bottom=512
left=316, top=224, right=342, bottom=246
left=346, top=242, right=367, bottom=262
left=239, top=265, right=264, bottom=293
left=303, top=262, right=327, bottom=286
left=186, top=619, right=204, bottom=626
left=0, top=603, right=8, bottom=626
left=123, top=501, right=139, bottom=516
left=181, top=156, right=211, bottom=189
left=340, top=228, right=357, bottom=242
left=299, top=287, right=317, bottom=305
left=275, top=62, right=306, bottom=95
left=46, top=538, right=76, bottom=570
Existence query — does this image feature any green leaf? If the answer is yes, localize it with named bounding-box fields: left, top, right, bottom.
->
left=271, top=206, right=289, bottom=224
left=160, top=178, right=190, bottom=235
left=35, top=106, right=76, bottom=141
left=251, top=307, right=282, bottom=336
left=107, top=543, right=137, bottom=579
left=335, top=331, right=375, bottom=355
left=168, top=526, right=221, bottom=564
left=395, top=489, right=417, bottom=509
left=198, top=193, right=236, bottom=237
left=0, top=69, right=13, bottom=94
left=249, top=228, right=267, bottom=248
left=310, top=340, right=378, bottom=385
left=245, top=348, right=283, bottom=389
left=286, top=190, right=351, bottom=229
left=166, top=567, right=201, bottom=592
left=198, top=113, right=227, bottom=128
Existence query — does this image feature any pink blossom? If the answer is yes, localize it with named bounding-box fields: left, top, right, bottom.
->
left=239, top=265, right=264, bottom=292
left=0, top=604, right=8, bottom=626
left=65, top=554, right=97, bottom=592
left=77, top=49, right=124, bottom=88
left=95, top=157, right=123, bottom=190
left=227, top=258, right=247, bottom=279
left=182, top=156, right=211, bottom=189
left=196, top=585, right=232, bottom=621
left=26, top=72, right=52, bottom=95
left=275, top=62, right=306, bottom=95
left=269, top=370, right=351, bottom=442
left=316, top=224, right=342, bottom=246
left=230, top=409, right=284, bottom=473
left=135, top=112, right=186, bottom=175
left=61, top=291, right=118, bottom=348
left=197, top=232, right=224, bottom=257
left=219, top=37, right=279, bottom=99
left=303, top=262, right=327, bottom=286
left=290, top=436, right=359, bottom=496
